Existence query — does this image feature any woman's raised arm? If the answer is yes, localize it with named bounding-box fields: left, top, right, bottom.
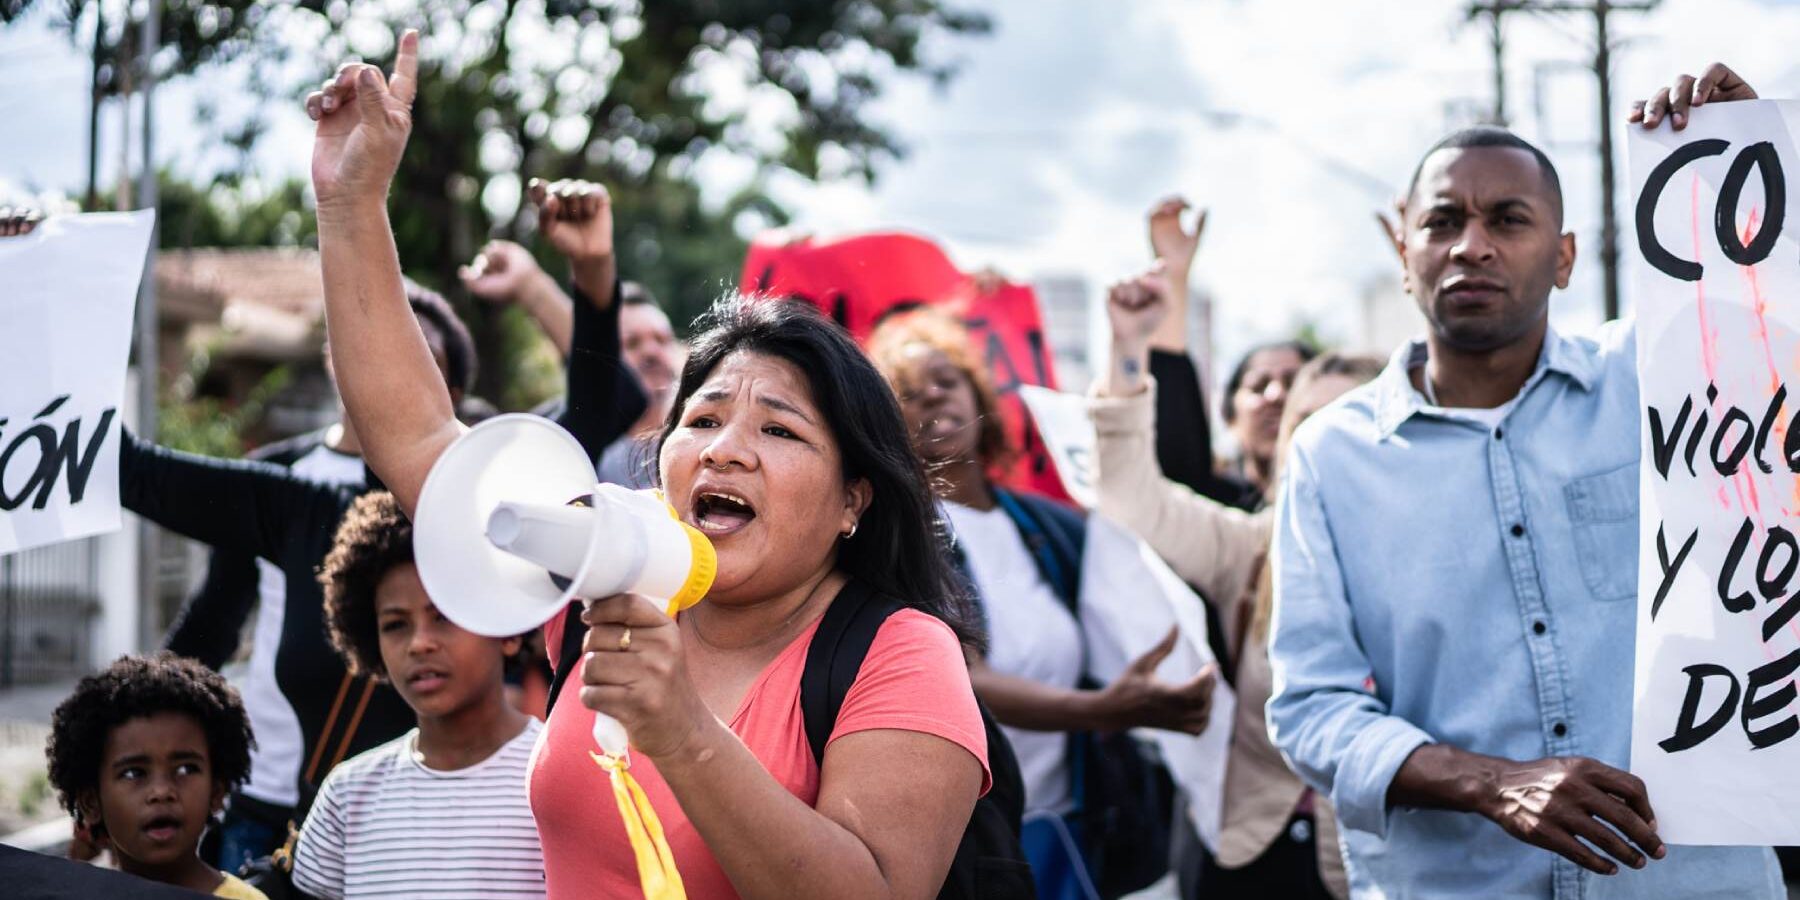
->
left=306, top=30, right=454, bottom=515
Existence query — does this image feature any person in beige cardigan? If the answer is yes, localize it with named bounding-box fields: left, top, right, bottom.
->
left=1090, top=265, right=1382, bottom=900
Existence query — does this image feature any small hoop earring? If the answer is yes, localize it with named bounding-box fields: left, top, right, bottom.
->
left=842, top=521, right=858, bottom=540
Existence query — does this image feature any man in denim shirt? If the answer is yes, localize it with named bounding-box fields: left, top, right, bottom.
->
left=1267, top=64, right=1782, bottom=899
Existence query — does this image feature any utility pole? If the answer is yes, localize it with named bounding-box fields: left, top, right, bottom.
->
left=136, top=0, right=161, bottom=648
left=1594, top=1, right=1621, bottom=321
left=1487, top=8, right=1508, bottom=124
left=1465, top=0, right=1658, bottom=321
left=85, top=4, right=105, bottom=211
left=139, top=0, right=159, bottom=438
left=1468, top=0, right=1528, bottom=125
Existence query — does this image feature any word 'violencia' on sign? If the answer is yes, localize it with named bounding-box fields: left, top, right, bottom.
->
left=1647, top=383, right=1797, bottom=481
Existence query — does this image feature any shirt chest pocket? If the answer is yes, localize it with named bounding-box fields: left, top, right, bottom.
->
left=1563, top=463, right=1639, bottom=602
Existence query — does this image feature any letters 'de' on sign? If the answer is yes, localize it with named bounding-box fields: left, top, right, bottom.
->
left=1630, top=100, right=1800, bottom=844
left=0, top=211, right=154, bottom=555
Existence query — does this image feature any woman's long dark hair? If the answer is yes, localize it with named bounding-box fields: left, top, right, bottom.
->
left=1222, top=339, right=1318, bottom=424
left=654, top=296, right=984, bottom=649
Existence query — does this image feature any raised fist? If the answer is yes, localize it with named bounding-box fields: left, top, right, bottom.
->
left=527, top=178, right=613, bottom=269
left=1106, top=263, right=1172, bottom=351
left=460, top=240, right=543, bottom=304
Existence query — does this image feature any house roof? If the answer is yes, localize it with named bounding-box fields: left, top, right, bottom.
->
left=154, top=248, right=324, bottom=360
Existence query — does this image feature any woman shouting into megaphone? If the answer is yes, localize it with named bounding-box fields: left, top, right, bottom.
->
left=306, top=30, right=1002, bottom=900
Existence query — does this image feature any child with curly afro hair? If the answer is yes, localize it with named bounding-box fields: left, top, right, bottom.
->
left=297, top=491, right=543, bottom=899
left=46, top=652, right=267, bottom=898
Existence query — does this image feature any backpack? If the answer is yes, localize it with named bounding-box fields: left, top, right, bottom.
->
left=801, top=578, right=1037, bottom=900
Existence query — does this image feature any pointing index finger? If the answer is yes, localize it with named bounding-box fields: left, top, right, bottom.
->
left=389, top=29, right=420, bottom=107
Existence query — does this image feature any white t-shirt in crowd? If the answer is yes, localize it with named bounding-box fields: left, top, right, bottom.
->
left=1414, top=368, right=1520, bottom=431
left=293, top=718, right=546, bottom=899
left=240, top=442, right=365, bottom=807
left=942, top=500, right=1083, bottom=816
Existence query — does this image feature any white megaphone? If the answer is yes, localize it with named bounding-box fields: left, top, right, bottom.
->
left=413, top=414, right=717, bottom=757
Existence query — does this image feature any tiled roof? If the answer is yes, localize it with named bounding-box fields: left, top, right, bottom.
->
left=154, top=247, right=322, bottom=324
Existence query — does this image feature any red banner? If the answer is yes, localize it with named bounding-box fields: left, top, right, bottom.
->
left=741, top=231, right=1070, bottom=502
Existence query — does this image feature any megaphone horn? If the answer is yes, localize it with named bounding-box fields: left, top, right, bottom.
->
left=413, top=414, right=717, bottom=640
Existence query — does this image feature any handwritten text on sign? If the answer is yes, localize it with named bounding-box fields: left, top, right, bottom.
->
left=1630, top=100, right=1800, bottom=845
left=0, top=211, right=153, bottom=555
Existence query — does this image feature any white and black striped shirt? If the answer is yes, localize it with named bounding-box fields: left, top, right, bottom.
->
left=292, top=718, right=546, bottom=899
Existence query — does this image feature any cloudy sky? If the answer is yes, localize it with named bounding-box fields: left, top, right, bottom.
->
left=4, top=0, right=1800, bottom=381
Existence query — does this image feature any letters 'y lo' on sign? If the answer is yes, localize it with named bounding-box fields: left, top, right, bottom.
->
left=0, top=211, right=154, bottom=555
left=1630, top=100, right=1800, bottom=845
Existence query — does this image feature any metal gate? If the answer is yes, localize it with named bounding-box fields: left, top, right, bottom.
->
left=0, top=538, right=99, bottom=686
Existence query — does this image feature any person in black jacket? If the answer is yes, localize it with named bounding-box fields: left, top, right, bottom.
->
left=103, top=179, right=642, bottom=872
left=162, top=283, right=463, bottom=870
left=1140, top=197, right=1266, bottom=512
left=871, top=307, right=1216, bottom=900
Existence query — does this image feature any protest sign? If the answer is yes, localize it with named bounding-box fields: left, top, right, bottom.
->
left=0, top=211, right=154, bottom=555
left=1629, top=100, right=1800, bottom=844
left=1079, top=515, right=1234, bottom=851
left=741, top=231, right=1071, bottom=501
left=1017, top=384, right=1097, bottom=508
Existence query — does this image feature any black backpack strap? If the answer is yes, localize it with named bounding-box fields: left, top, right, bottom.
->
left=801, top=578, right=902, bottom=765
left=543, top=602, right=586, bottom=717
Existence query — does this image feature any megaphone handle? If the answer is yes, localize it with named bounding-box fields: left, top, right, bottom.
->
left=582, top=598, right=634, bottom=760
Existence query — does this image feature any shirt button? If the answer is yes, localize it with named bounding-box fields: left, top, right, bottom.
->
left=1494, top=428, right=1504, bottom=440
left=1533, top=620, right=1547, bottom=635
left=1553, top=722, right=1567, bottom=737
left=1511, top=523, right=1526, bottom=537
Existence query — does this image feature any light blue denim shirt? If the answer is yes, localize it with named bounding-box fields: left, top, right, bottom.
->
left=1267, top=322, right=1781, bottom=899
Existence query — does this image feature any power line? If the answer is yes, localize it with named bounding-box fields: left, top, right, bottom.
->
left=1466, top=0, right=1659, bottom=321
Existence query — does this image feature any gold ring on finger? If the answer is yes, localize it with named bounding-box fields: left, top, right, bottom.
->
left=618, top=626, right=632, bottom=652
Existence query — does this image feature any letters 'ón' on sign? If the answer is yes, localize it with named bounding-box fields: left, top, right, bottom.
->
left=0, top=211, right=154, bottom=555
left=1630, top=100, right=1800, bottom=845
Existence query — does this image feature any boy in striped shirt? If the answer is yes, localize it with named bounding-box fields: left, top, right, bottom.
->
left=294, top=492, right=545, bottom=899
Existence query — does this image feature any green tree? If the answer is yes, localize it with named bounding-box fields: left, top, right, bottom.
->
left=2, top=1, right=279, bottom=206
left=287, top=0, right=987, bottom=398
left=5, top=0, right=990, bottom=402
left=151, top=171, right=318, bottom=249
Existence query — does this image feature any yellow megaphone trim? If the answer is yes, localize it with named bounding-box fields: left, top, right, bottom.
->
left=649, top=491, right=714, bottom=616
left=666, top=522, right=715, bottom=616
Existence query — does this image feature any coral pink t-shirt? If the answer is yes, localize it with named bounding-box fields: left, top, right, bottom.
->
left=528, top=603, right=990, bottom=900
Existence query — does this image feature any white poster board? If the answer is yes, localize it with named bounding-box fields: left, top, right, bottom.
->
left=1079, top=515, right=1235, bottom=851
left=1629, top=100, right=1800, bottom=844
left=1017, top=384, right=1098, bottom=509
left=0, top=211, right=155, bottom=555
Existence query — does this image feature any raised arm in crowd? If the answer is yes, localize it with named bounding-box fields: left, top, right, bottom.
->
left=305, top=30, right=994, bottom=900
